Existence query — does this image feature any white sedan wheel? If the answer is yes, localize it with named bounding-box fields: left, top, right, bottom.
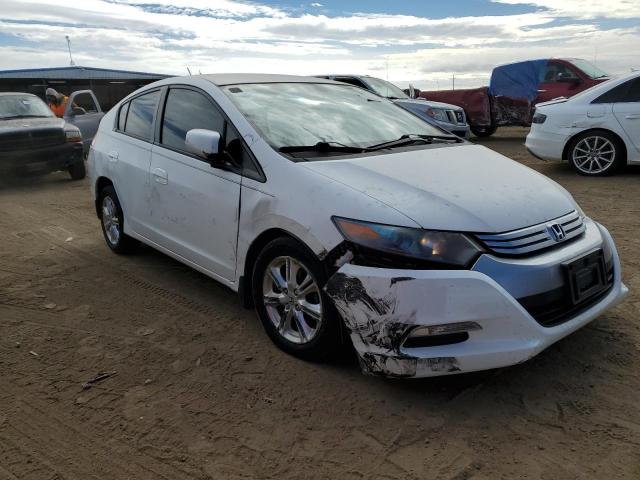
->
left=571, top=135, right=616, bottom=175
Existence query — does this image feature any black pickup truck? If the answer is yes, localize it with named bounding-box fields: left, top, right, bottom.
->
left=0, top=92, right=86, bottom=179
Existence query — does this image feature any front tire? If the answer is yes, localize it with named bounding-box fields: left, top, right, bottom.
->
left=68, top=160, right=86, bottom=180
left=251, top=237, right=341, bottom=361
left=470, top=124, right=497, bottom=138
left=98, top=186, right=139, bottom=254
left=568, top=130, right=625, bottom=176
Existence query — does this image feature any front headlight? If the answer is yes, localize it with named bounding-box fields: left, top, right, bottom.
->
left=333, top=217, right=483, bottom=267
left=426, top=107, right=450, bottom=123
left=64, top=127, right=82, bottom=143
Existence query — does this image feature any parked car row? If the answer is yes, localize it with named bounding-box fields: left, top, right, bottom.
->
left=88, top=73, right=628, bottom=378
left=1, top=63, right=634, bottom=378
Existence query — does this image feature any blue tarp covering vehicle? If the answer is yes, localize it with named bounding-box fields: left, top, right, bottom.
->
left=489, top=59, right=549, bottom=102
left=420, top=58, right=609, bottom=137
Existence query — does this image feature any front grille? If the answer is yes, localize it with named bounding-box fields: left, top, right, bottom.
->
left=475, top=211, right=585, bottom=257
left=0, top=128, right=65, bottom=152
left=518, top=267, right=614, bottom=327
left=445, top=109, right=465, bottom=125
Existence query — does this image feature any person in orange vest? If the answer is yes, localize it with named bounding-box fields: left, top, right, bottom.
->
left=46, top=88, right=70, bottom=117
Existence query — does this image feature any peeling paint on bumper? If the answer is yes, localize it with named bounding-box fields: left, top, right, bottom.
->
left=324, top=229, right=628, bottom=378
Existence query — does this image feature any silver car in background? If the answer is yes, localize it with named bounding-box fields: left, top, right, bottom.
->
left=317, top=74, right=471, bottom=138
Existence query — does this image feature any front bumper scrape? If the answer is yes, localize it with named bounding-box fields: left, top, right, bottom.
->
left=324, top=260, right=627, bottom=378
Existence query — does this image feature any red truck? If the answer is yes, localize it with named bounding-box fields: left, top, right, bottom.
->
left=419, top=58, right=610, bottom=137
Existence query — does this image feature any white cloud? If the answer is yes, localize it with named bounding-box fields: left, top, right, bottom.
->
left=493, top=0, right=640, bottom=19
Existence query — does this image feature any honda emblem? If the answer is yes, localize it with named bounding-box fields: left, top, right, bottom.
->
left=548, top=223, right=566, bottom=242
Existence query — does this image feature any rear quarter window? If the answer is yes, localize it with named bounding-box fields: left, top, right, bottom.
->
left=123, top=90, right=160, bottom=141
left=592, top=79, right=640, bottom=104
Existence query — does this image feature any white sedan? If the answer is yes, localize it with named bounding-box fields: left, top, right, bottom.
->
left=526, top=70, right=640, bottom=176
left=89, top=74, right=627, bottom=378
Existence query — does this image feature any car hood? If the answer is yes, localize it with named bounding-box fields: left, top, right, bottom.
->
left=0, top=116, right=64, bottom=134
left=394, top=98, right=462, bottom=111
left=302, top=144, right=576, bottom=233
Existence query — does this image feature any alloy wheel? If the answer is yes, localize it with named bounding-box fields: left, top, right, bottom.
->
left=102, top=196, right=121, bottom=246
left=261, top=256, right=323, bottom=344
left=572, top=136, right=616, bottom=175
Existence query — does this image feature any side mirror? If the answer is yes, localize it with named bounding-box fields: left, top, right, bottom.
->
left=71, top=107, right=86, bottom=115
left=185, top=129, right=223, bottom=166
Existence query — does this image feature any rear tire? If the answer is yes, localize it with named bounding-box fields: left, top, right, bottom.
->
left=567, top=130, right=625, bottom=176
left=68, top=160, right=86, bottom=180
left=251, top=237, right=342, bottom=361
left=98, top=186, right=139, bottom=254
left=471, top=124, right=497, bottom=137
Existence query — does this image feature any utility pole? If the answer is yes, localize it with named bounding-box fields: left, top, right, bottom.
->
left=452, top=73, right=455, bottom=90
left=65, top=35, right=75, bottom=66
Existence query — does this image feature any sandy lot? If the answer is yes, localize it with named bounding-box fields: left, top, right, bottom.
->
left=1, top=128, right=639, bottom=479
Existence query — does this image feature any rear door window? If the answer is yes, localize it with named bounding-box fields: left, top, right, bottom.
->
left=160, top=88, right=225, bottom=153
left=124, top=90, right=160, bottom=141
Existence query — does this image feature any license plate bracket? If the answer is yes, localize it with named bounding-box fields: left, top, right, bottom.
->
left=564, top=249, right=607, bottom=305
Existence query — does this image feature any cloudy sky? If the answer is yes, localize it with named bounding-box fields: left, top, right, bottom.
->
left=1, top=0, right=639, bottom=89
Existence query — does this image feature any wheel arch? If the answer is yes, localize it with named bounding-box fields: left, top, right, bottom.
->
left=562, top=128, right=628, bottom=162
left=94, top=176, right=114, bottom=218
left=239, top=228, right=324, bottom=309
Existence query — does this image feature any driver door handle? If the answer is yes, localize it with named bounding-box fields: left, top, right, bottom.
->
left=152, top=167, right=168, bottom=185
left=625, top=114, right=640, bottom=120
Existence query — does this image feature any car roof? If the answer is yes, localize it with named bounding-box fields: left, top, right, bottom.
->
left=0, top=92, right=37, bottom=97
left=198, top=73, right=339, bottom=86
left=318, top=74, right=381, bottom=80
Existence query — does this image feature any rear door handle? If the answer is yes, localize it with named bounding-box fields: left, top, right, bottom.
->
left=107, top=151, right=119, bottom=162
left=625, top=114, right=640, bottom=119
left=152, top=167, right=168, bottom=185
left=537, top=89, right=547, bottom=93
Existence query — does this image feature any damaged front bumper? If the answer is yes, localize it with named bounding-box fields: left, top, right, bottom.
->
left=324, top=224, right=628, bottom=378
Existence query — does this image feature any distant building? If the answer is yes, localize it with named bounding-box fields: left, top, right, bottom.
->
left=0, top=66, right=169, bottom=111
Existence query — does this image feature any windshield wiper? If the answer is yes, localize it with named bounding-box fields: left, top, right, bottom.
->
left=279, top=141, right=370, bottom=154
left=366, top=134, right=461, bottom=151
left=0, top=114, right=50, bottom=120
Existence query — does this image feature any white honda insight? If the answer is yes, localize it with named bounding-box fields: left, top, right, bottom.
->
left=526, top=70, right=640, bottom=176
left=89, top=74, right=628, bottom=378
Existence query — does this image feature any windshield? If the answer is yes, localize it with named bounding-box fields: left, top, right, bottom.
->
left=223, top=83, right=443, bottom=152
left=0, top=94, right=53, bottom=119
left=569, top=59, right=609, bottom=79
left=364, top=77, right=409, bottom=99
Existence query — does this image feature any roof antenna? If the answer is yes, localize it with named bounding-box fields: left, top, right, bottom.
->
left=65, top=35, right=75, bottom=66
left=186, top=67, right=192, bottom=76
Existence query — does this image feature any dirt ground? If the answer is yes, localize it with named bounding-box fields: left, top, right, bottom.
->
left=1, top=127, right=639, bottom=480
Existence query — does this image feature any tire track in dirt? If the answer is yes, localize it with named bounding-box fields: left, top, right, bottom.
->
left=1, top=395, right=196, bottom=480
